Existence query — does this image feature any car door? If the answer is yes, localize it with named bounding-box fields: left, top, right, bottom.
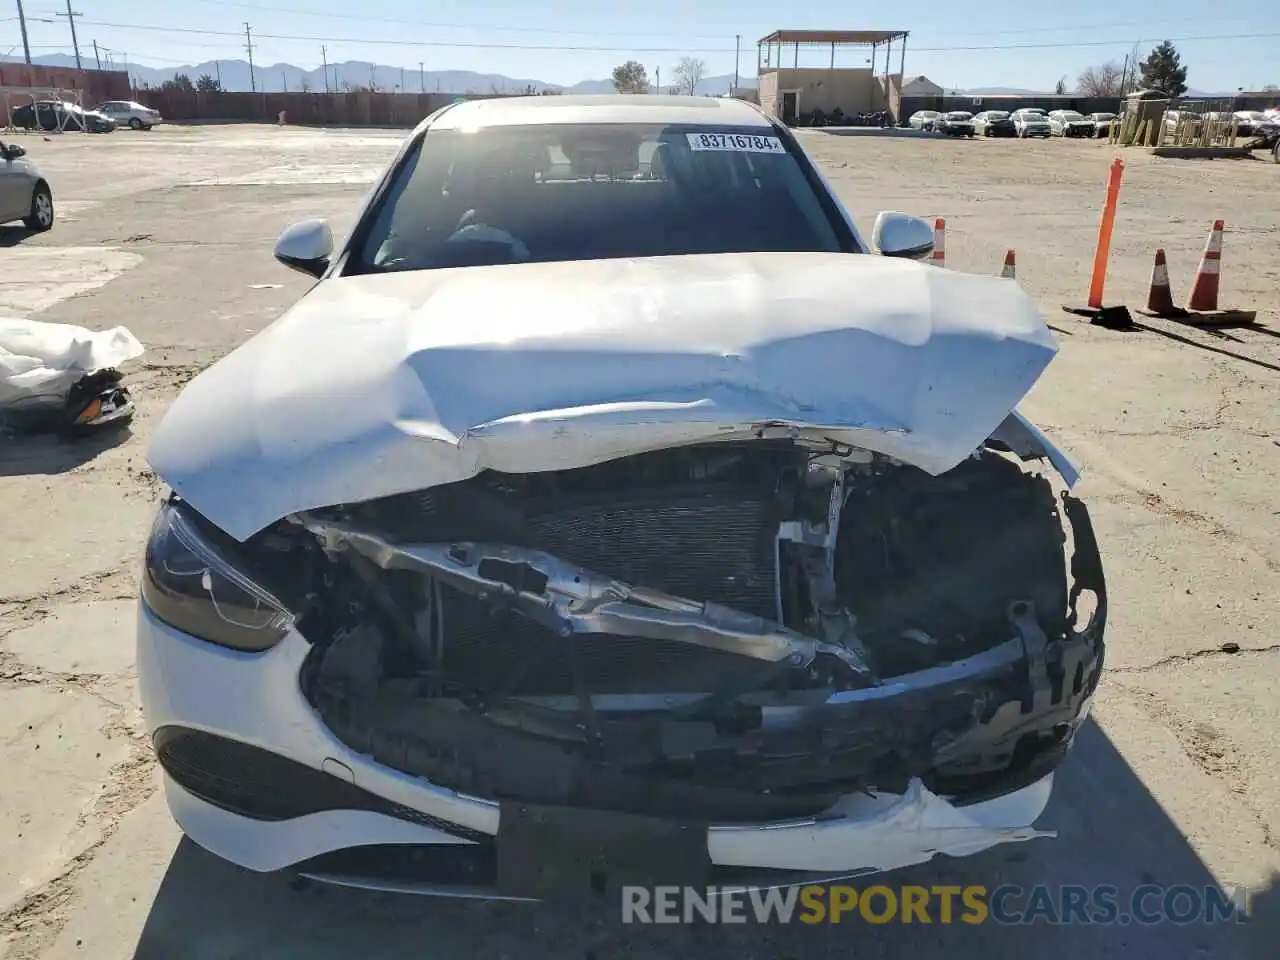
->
left=0, top=143, right=30, bottom=222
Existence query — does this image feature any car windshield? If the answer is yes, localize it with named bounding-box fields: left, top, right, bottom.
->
left=1061, top=111, right=1084, bottom=120
left=945, top=112, right=972, bottom=120
left=987, top=111, right=1010, bottom=119
left=353, top=122, right=848, bottom=273
left=1091, top=113, right=1116, bottom=120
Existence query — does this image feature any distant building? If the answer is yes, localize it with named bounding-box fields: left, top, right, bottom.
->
left=901, top=75, right=943, bottom=96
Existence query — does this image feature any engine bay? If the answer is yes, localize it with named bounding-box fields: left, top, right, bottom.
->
left=271, top=440, right=1105, bottom=821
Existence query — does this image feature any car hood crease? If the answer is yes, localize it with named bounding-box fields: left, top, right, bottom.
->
left=147, top=251, right=1061, bottom=541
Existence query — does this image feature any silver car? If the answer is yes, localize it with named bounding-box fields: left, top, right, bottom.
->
left=93, top=99, right=163, bottom=130
left=1012, top=108, right=1051, bottom=138
left=0, top=140, right=54, bottom=231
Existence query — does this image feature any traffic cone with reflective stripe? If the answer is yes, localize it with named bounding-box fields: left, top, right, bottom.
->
left=1000, top=249, right=1016, bottom=279
left=1187, top=220, right=1223, bottom=312
left=929, top=219, right=946, bottom=267
left=1146, top=248, right=1179, bottom=315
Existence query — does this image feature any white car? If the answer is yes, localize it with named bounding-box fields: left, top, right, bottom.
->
left=1088, top=113, right=1118, bottom=138
left=138, top=94, right=1105, bottom=899
left=1012, top=108, right=1051, bottom=138
left=93, top=99, right=162, bottom=130
left=1047, top=110, right=1093, bottom=138
left=907, top=109, right=941, bottom=131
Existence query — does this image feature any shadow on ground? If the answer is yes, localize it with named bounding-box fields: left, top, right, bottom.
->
left=0, top=422, right=133, bottom=476
left=129, top=719, right=1269, bottom=959
left=0, top=226, right=38, bottom=247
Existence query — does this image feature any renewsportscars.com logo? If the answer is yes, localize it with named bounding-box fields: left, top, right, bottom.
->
left=621, top=884, right=1253, bottom=926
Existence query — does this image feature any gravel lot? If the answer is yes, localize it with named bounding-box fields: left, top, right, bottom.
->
left=1, top=124, right=1277, bottom=960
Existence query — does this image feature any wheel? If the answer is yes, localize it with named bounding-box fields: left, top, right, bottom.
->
left=129, top=117, right=142, bottom=130
left=24, top=182, right=53, bottom=232
left=142, top=123, right=153, bottom=131
left=1272, top=142, right=1279, bottom=163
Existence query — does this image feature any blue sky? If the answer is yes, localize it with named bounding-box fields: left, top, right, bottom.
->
left=4, top=0, right=1276, bottom=90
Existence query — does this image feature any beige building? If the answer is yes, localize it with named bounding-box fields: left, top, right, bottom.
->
left=756, top=29, right=909, bottom=123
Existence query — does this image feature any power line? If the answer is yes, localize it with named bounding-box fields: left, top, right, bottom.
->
left=180, top=0, right=736, bottom=40
left=68, top=18, right=1280, bottom=54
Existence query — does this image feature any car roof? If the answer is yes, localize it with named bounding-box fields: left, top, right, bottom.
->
left=427, top=94, right=772, bottom=132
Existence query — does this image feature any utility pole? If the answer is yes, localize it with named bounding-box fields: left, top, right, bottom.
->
left=282, top=69, right=287, bottom=92
left=56, top=0, right=82, bottom=69
left=733, top=34, right=740, bottom=90
left=321, top=45, right=329, bottom=92
left=369, top=64, right=375, bottom=89
left=419, top=61, right=424, bottom=92
left=14, top=0, right=32, bottom=64
left=655, top=66, right=660, bottom=94
left=244, top=22, right=256, bottom=93
left=215, top=59, right=221, bottom=88
left=92, top=39, right=100, bottom=69
left=399, top=66, right=405, bottom=91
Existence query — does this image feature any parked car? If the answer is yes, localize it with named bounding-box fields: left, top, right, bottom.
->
left=0, top=140, right=54, bottom=231
left=1088, top=112, right=1118, bottom=138
left=934, top=111, right=976, bottom=137
left=139, top=94, right=1105, bottom=900
left=1047, top=110, right=1093, bottom=138
left=907, top=109, right=941, bottom=131
left=973, top=110, right=1016, bottom=137
left=9, top=100, right=116, bottom=133
left=92, top=99, right=163, bottom=130
left=1162, top=110, right=1203, bottom=137
left=1012, top=108, right=1051, bottom=138
left=1232, top=111, right=1268, bottom=135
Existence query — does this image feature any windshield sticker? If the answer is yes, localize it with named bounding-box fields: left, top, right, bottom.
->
left=686, top=132, right=786, bottom=153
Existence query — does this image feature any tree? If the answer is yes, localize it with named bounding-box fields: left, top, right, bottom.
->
left=1263, top=83, right=1279, bottom=92
left=672, top=56, right=707, bottom=96
left=611, top=60, right=650, bottom=94
left=1076, top=60, right=1124, bottom=97
left=299, top=77, right=312, bottom=94
left=161, top=73, right=196, bottom=93
left=1054, top=76, right=1068, bottom=95
left=195, top=73, right=221, bottom=93
left=1139, top=41, right=1188, bottom=98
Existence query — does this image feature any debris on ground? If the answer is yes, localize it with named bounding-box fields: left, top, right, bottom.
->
left=0, top=317, right=143, bottom=434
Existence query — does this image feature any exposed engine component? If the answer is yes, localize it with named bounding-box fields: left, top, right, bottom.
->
left=282, top=440, right=1104, bottom=821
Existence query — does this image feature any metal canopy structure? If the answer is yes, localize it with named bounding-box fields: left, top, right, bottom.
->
left=757, top=28, right=909, bottom=77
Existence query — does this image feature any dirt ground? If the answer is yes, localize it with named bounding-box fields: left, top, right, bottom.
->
left=1, top=123, right=1277, bottom=960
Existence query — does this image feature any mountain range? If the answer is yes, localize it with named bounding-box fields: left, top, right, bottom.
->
left=3, top=53, right=1230, bottom=98
left=3, top=53, right=752, bottom=96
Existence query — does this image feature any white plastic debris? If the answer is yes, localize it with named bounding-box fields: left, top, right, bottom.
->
left=0, top=317, right=144, bottom=412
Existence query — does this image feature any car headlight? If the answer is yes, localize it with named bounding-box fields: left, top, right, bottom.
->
left=141, top=500, right=294, bottom=652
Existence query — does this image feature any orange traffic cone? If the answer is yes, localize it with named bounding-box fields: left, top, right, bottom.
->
left=1146, top=248, right=1179, bottom=315
left=929, top=218, right=946, bottom=268
left=1000, top=250, right=1016, bottom=279
left=1187, top=220, right=1223, bottom=312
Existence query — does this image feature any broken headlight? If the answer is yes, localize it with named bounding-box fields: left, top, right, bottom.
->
left=141, top=500, right=293, bottom=652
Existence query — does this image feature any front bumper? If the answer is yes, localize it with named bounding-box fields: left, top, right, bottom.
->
left=138, top=604, right=1066, bottom=893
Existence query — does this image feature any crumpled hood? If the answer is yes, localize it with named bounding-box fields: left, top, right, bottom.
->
left=148, top=251, right=1061, bottom=541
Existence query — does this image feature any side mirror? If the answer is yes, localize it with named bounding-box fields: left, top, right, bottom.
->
left=871, top=211, right=934, bottom=260
left=274, top=219, right=333, bottom=278
left=1, top=144, right=26, bottom=160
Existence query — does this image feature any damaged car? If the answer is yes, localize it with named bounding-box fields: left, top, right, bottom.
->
left=139, top=94, right=1106, bottom=900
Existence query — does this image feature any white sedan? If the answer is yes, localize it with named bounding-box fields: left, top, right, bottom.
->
left=138, top=94, right=1105, bottom=899
left=1047, top=110, right=1094, bottom=138
left=93, top=99, right=163, bottom=130
left=907, top=109, right=941, bottom=131
left=1012, top=108, right=1052, bottom=138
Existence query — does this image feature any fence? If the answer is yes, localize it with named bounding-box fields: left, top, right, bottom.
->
left=0, top=63, right=130, bottom=104
left=135, top=89, right=506, bottom=126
